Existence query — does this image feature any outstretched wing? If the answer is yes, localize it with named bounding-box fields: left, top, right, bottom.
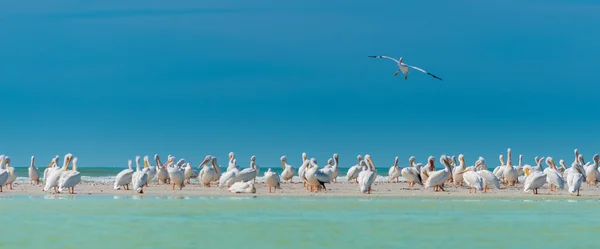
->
left=368, top=55, right=399, bottom=64
left=405, top=64, right=443, bottom=81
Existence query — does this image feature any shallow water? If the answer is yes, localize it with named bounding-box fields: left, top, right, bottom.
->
left=0, top=195, right=595, bottom=248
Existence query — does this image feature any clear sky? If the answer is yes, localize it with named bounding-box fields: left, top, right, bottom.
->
left=1, top=0, right=599, bottom=168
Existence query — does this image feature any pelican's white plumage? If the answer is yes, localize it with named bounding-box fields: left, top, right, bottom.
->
left=235, top=156, right=259, bottom=183
left=503, top=148, right=518, bottom=186
left=28, top=156, right=40, bottom=185
left=155, top=155, right=169, bottom=185
left=219, top=159, right=239, bottom=189
left=3, top=157, right=17, bottom=190
left=44, top=154, right=73, bottom=193
left=474, top=157, right=501, bottom=192
left=566, top=157, right=586, bottom=196
left=493, top=155, right=505, bottom=182
left=280, top=156, right=295, bottom=183
left=584, top=154, right=599, bottom=185
left=401, top=156, right=422, bottom=187
left=198, top=156, right=216, bottom=187
left=184, top=162, right=194, bottom=184
left=388, top=156, right=401, bottom=183
left=142, top=155, right=157, bottom=186
left=227, top=152, right=240, bottom=172
left=420, top=156, right=436, bottom=184
left=424, top=156, right=452, bottom=191
left=166, top=157, right=185, bottom=190
left=544, top=157, right=565, bottom=192
left=346, top=155, right=363, bottom=184
left=368, top=55, right=443, bottom=80
left=114, top=160, right=134, bottom=190
left=330, top=154, right=340, bottom=183
left=264, top=168, right=281, bottom=193
left=523, top=165, right=547, bottom=195
left=452, top=154, right=466, bottom=186
left=43, top=156, right=59, bottom=184
left=0, top=155, right=8, bottom=192
left=358, top=155, right=377, bottom=194
left=305, top=158, right=331, bottom=192
left=131, top=156, right=149, bottom=194
left=228, top=181, right=256, bottom=193
left=298, top=153, right=309, bottom=188
left=458, top=168, right=483, bottom=193
left=58, top=157, right=81, bottom=194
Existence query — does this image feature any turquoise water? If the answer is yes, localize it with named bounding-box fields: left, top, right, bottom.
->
left=0, top=195, right=595, bottom=248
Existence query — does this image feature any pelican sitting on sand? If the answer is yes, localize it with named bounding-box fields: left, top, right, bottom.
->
left=401, top=156, right=422, bottom=187
left=368, top=55, right=442, bottom=80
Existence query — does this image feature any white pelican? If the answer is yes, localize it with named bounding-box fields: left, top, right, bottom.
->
left=227, top=152, right=240, bottom=172
left=474, top=157, right=501, bottom=192
left=0, top=155, right=8, bottom=192
left=142, top=155, right=157, bottom=186
left=544, top=157, right=565, bottom=192
left=452, top=154, right=466, bottom=186
left=114, top=160, right=134, bottom=190
left=198, top=156, right=216, bottom=187
left=219, top=159, right=239, bottom=189
left=280, top=156, right=296, bottom=183
left=514, top=155, right=524, bottom=180
left=503, top=148, right=518, bottom=186
left=401, top=156, right=422, bottom=187
left=44, top=154, right=73, bottom=193
left=523, top=166, right=547, bottom=195
left=298, top=152, right=309, bottom=188
left=3, top=157, right=17, bottom=190
left=330, top=154, right=340, bottom=183
left=228, top=181, right=256, bottom=194
left=210, top=157, right=222, bottom=183
left=184, top=161, right=194, bottom=184
left=58, top=157, right=81, bottom=194
left=305, top=158, right=331, bottom=192
left=368, top=55, right=442, bottom=80
left=166, top=157, right=184, bottom=190
left=584, top=154, right=599, bottom=185
left=358, top=155, right=378, bottom=194
left=346, top=155, right=363, bottom=184
left=233, top=156, right=259, bottom=185
left=424, top=155, right=452, bottom=192
left=456, top=166, right=483, bottom=194
left=493, top=155, right=505, bottom=182
left=566, top=161, right=585, bottom=196
left=29, top=156, right=40, bottom=185
left=155, top=155, right=169, bottom=184
left=264, top=168, right=281, bottom=193
left=388, top=156, right=401, bottom=183
left=43, top=156, right=59, bottom=184
left=131, top=156, right=149, bottom=194
left=420, top=156, right=436, bottom=185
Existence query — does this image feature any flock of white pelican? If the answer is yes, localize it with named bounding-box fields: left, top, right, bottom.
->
left=0, top=148, right=596, bottom=196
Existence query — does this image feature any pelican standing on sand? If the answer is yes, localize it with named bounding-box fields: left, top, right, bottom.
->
left=566, top=158, right=586, bottom=196
left=544, top=157, right=565, bottom=192
left=43, top=156, right=59, bottom=184
left=58, top=157, right=81, bottom=194
left=358, top=155, right=378, bottom=194
left=584, top=154, right=599, bottom=185
left=198, top=156, right=216, bottom=187
left=166, top=157, right=185, bottom=190
left=368, top=55, right=442, bottom=80
left=452, top=154, right=466, bottom=186
left=280, top=156, right=295, bottom=183
left=264, top=168, right=281, bottom=193
left=424, top=155, right=452, bottom=192
left=457, top=165, right=483, bottom=194
left=114, top=160, right=134, bottom=190
left=330, top=154, right=340, bottom=183
left=142, top=155, right=157, bottom=186
left=0, top=156, right=8, bottom=192
left=3, top=157, right=17, bottom=190
left=131, top=156, right=149, bottom=194
left=503, top=148, right=518, bottom=186
left=401, top=156, right=422, bottom=187
left=44, top=154, right=72, bottom=193
left=421, top=156, right=436, bottom=184
left=29, top=156, right=40, bottom=185
left=184, top=161, right=194, bottom=184
left=474, top=157, right=501, bottom=192
left=388, top=156, right=401, bottom=183
left=155, top=155, right=169, bottom=184
left=346, top=155, right=363, bottom=184
left=305, top=158, right=330, bottom=192
left=523, top=161, right=547, bottom=195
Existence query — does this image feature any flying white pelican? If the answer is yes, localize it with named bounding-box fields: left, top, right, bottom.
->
left=368, top=55, right=442, bottom=80
left=298, top=152, right=309, bottom=188
left=114, top=160, right=134, bottom=190
left=358, top=155, right=378, bottom=194
left=29, top=156, right=40, bottom=185
left=0, top=155, right=8, bottom=192
left=424, top=155, right=452, bottom=192
left=523, top=164, right=547, bottom=195
left=566, top=160, right=586, bottom=196
left=166, top=157, right=184, bottom=190
left=131, top=156, right=149, bottom=194
left=44, top=154, right=73, bottom=193
left=452, top=154, right=466, bottom=186
left=155, top=155, right=169, bottom=184
left=544, top=157, right=565, bottom=192
left=456, top=166, right=483, bottom=194
left=264, top=168, right=281, bottom=193
left=503, top=148, right=518, bottom=186
left=198, top=156, right=216, bottom=187
left=584, top=154, right=599, bottom=185
left=219, top=158, right=239, bottom=189
left=388, top=156, right=401, bottom=183
left=474, top=157, right=501, bottom=192
left=280, top=156, right=296, bottom=183
left=227, top=152, right=240, bottom=172
left=401, top=156, right=422, bottom=187
left=3, top=157, right=17, bottom=190
left=228, top=181, right=256, bottom=194
left=305, top=158, right=331, bottom=192
left=346, top=155, right=363, bottom=184
left=142, top=155, right=157, bottom=186
left=58, top=157, right=81, bottom=194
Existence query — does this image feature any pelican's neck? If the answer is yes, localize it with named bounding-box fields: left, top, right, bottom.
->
left=518, top=155, right=523, bottom=166
left=332, top=156, right=338, bottom=169
left=393, top=157, right=399, bottom=168
left=281, top=159, right=286, bottom=170
left=73, top=158, right=78, bottom=171
left=30, top=157, right=35, bottom=168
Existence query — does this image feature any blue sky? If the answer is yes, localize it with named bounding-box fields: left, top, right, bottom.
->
left=1, top=0, right=599, bottom=168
